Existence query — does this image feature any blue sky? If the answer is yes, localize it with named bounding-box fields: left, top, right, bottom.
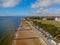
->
left=0, top=0, right=60, bottom=16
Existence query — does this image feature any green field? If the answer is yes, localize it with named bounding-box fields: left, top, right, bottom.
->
left=36, top=20, right=60, bottom=27
left=26, top=18, right=60, bottom=42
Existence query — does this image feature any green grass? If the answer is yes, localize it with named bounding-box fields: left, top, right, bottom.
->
left=26, top=17, right=60, bottom=27
left=36, top=20, right=60, bottom=27
left=26, top=18, right=60, bottom=42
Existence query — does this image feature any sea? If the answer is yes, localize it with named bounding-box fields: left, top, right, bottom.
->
left=0, top=16, right=24, bottom=45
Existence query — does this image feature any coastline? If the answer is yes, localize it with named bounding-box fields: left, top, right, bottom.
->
left=12, top=19, right=47, bottom=45
left=12, top=18, right=56, bottom=45
left=12, top=18, right=23, bottom=45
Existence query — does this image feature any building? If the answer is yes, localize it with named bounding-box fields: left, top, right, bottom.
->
left=55, top=17, right=60, bottom=21
left=42, top=18, right=47, bottom=20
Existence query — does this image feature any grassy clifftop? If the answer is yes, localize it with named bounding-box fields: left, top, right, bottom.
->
left=26, top=17, right=60, bottom=42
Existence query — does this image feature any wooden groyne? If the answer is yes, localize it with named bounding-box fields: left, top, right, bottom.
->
left=12, top=19, right=48, bottom=45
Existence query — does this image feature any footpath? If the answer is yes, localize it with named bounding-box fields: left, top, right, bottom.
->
left=12, top=19, right=49, bottom=45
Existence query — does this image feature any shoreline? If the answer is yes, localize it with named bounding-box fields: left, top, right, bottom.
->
left=12, top=19, right=23, bottom=45
left=12, top=19, right=46, bottom=45
left=12, top=18, right=56, bottom=45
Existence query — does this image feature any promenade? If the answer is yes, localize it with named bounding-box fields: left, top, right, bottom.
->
left=13, top=19, right=48, bottom=45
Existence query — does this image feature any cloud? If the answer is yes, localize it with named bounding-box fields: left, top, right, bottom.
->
left=53, top=0, right=60, bottom=4
left=31, top=0, right=60, bottom=8
left=0, top=0, right=20, bottom=8
left=33, top=8, right=60, bottom=16
left=31, top=0, right=60, bottom=16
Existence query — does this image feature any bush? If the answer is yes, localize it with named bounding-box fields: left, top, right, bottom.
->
left=31, top=19, right=60, bottom=42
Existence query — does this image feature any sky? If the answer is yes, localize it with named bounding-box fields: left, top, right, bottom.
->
left=0, top=0, right=60, bottom=16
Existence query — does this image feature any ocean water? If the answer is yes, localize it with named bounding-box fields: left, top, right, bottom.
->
left=0, top=16, right=23, bottom=45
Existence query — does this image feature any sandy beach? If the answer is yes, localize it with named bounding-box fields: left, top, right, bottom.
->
left=13, top=19, right=47, bottom=45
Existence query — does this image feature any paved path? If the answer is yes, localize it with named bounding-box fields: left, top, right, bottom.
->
left=12, top=19, right=55, bottom=45
left=27, top=21, right=55, bottom=45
